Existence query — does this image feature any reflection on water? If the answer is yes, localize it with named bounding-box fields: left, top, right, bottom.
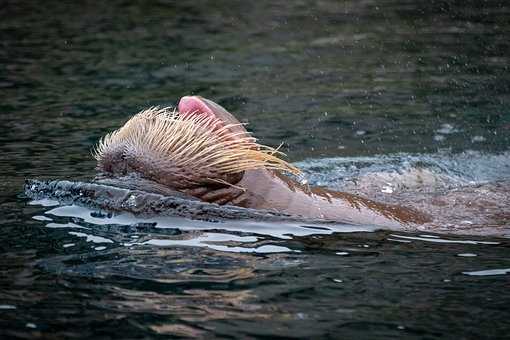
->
left=388, top=234, right=499, bottom=245
left=42, top=203, right=376, bottom=238
left=18, top=178, right=510, bottom=337
left=3, top=202, right=510, bottom=338
left=2, top=0, right=510, bottom=338
left=463, top=268, right=510, bottom=276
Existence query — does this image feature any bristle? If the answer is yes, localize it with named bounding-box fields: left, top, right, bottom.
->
left=94, top=107, right=301, bottom=178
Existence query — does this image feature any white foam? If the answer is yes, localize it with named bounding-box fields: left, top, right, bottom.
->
left=0, top=305, right=16, bottom=310
left=29, top=199, right=59, bottom=207
left=389, top=234, right=499, bottom=245
left=128, top=232, right=296, bottom=253
left=45, top=204, right=376, bottom=239
left=33, top=215, right=52, bottom=221
left=68, top=231, right=113, bottom=244
left=463, top=268, right=510, bottom=276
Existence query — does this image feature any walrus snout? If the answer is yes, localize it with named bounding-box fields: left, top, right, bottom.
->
left=94, top=97, right=298, bottom=204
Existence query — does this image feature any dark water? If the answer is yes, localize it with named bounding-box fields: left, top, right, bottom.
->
left=1, top=1, right=510, bottom=339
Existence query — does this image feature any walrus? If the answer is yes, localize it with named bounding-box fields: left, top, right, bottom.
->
left=93, top=95, right=431, bottom=230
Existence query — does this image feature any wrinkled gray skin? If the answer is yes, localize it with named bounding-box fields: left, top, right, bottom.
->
left=24, top=178, right=344, bottom=225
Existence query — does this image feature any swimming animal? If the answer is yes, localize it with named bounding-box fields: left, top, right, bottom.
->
left=93, top=96, right=430, bottom=229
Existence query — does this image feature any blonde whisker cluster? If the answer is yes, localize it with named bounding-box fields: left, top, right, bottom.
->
left=93, top=106, right=301, bottom=178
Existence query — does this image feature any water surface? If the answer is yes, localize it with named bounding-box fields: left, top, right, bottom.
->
left=1, top=1, right=510, bottom=338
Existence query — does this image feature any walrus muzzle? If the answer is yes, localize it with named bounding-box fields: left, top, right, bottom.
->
left=94, top=96, right=300, bottom=205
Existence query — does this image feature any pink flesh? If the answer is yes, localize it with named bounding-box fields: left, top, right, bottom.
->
left=178, top=96, right=216, bottom=120
left=177, top=96, right=250, bottom=138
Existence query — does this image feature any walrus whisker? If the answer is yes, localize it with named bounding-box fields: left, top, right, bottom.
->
left=207, top=178, right=247, bottom=192
left=94, top=106, right=301, bottom=185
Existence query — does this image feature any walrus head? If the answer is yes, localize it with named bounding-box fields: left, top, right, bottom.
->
left=93, top=96, right=300, bottom=204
